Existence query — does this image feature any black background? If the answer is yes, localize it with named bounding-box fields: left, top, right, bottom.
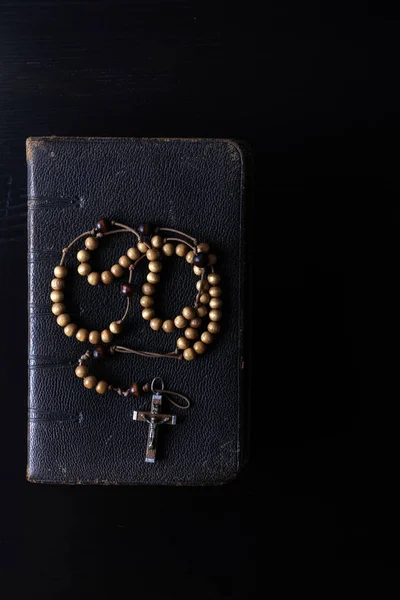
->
left=0, top=0, right=398, bottom=594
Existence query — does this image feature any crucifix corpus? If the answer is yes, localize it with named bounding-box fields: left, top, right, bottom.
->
left=133, top=392, right=177, bottom=462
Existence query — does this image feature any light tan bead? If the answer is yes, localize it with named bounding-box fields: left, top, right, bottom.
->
left=208, top=254, right=217, bottom=265
left=196, top=280, right=210, bottom=292
left=208, top=322, right=221, bottom=334
left=78, top=262, right=92, bottom=276
left=174, top=315, right=187, bottom=329
left=83, top=375, right=97, bottom=389
left=111, top=264, right=125, bottom=278
left=77, top=249, right=90, bottom=263
left=210, top=297, right=223, bottom=309
left=52, top=302, right=66, bottom=316
left=149, top=260, right=162, bottom=273
left=101, top=329, right=113, bottom=343
left=147, top=272, right=160, bottom=284
left=127, top=247, right=141, bottom=261
left=109, top=321, right=123, bottom=334
left=193, top=266, right=203, bottom=276
left=96, top=380, right=108, bottom=395
left=142, top=282, right=156, bottom=295
left=85, top=236, right=99, bottom=250
left=118, top=255, right=132, bottom=268
left=75, top=365, right=88, bottom=378
left=176, top=243, right=189, bottom=257
left=190, top=318, right=202, bottom=329
left=183, top=348, right=196, bottom=361
left=142, top=308, right=155, bottom=321
left=150, top=318, right=163, bottom=331
left=184, top=327, right=198, bottom=340
left=162, top=243, right=175, bottom=256
left=87, top=272, right=101, bottom=286
left=54, top=265, right=68, bottom=279
left=209, top=309, right=222, bottom=322
left=177, top=336, right=190, bottom=350
left=186, top=250, right=194, bottom=264
left=76, top=328, right=89, bottom=342
left=51, top=278, right=65, bottom=291
left=197, top=306, right=208, bottom=317
left=162, top=319, right=175, bottom=333
left=50, top=290, right=64, bottom=303
left=146, top=248, right=160, bottom=261
left=101, top=270, right=114, bottom=285
left=182, top=306, right=196, bottom=320
left=199, top=292, right=211, bottom=304
left=151, top=235, right=164, bottom=248
left=196, top=242, right=210, bottom=253
left=137, top=241, right=149, bottom=254
left=64, top=323, right=78, bottom=337
left=56, top=313, right=71, bottom=327
left=201, top=331, right=214, bottom=344
left=193, top=341, right=207, bottom=355
left=209, top=286, right=222, bottom=298
left=140, top=295, right=154, bottom=308
left=208, top=272, right=221, bottom=285
left=88, top=330, right=101, bottom=344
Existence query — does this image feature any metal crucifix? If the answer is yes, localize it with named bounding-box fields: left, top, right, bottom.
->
left=133, top=389, right=177, bottom=463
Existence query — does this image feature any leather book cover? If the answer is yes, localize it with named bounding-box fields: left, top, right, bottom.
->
left=27, top=137, right=247, bottom=485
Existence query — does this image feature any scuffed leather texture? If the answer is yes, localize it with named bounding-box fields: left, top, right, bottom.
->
left=27, top=137, right=246, bottom=485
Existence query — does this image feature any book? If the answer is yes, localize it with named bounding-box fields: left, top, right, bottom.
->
left=27, top=137, right=247, bottom=485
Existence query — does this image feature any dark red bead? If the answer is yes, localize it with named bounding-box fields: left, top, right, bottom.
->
left=129, top=382, right=141, bottom=397
left=138, top=223, right=157, bottom=237
left=193, top=252, right=209, bottom=268
left=95, top=218, right=112, bottom=234
left=93, top=345, right=107, bottom=360
left=120, top=282, right=137, bottom=297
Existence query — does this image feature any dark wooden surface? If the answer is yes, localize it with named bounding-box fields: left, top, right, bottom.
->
left=0, top=0, right=398, bottom=593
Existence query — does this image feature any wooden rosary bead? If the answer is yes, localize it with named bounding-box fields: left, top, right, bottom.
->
left=76, top=328, right=89, bottom=342
left=142, top=308, right=155, bottom=320
left=177, top=336, right=190, bottom=350
left=85, top=236, right=99, bottom=250
left=118, top=255, right=132, bottom=268
left=196, top=280, right=210, bottom=292
left=176, top=243, right=189, bottom=257
left=77, top=249, right=90, bottom=263
left=148, top=260, right=162, bottom=273
left=54, top=265, right=68, bottom=279
left=146, top=248, right=160, bottom=261
left=140, top=295, right=154, bottom=308
left=137, top=241, right=149, bottom=254
left=209, top=309, right=222, bottom=322
left=190, top=317, right=202, bottom=329
left=87, top=272, right=101, bottom=286
left=193, top=252, right=209, bottom=268
left=111, top=264, right=125, bottom=278
left=64, top=323, right=78, bottom=337
left=56, top=313, right=71, bottom=327
left=197, top=306, right=208, bottom=317
left=184, top=327, right=198, bottom=340
left=174, top=315, right=187, bottom=329
left=208, top=254, right=217, bottom=265
left=120, top=282, right=137, bottom=297
left=51, top=278, right=65, bottom=291
left=150, top=318, right=163, bottom=331
left=51, top=302, right=66, bottom=316
left=101, top=329, right=113, bottom=343
left=147, top=272, right=161, bottom=284
left=151, top=234, right=164, bottom=248
left=193, top=265, right=203, bottom=276
left=196, top=242, right=210, bottom=253
left=182, top=306, right=197, bottom=320
left=193, top=341, right=207, bottom=355
left=95, top=218, right=112, bottom=234
left=142, top=282, right=156, bottom=295
left=183, top=348, right=196, bottom=361
left=109, top=321, right=123, bottom=334
left=208, top=321, right=221, bottom=334
left=93, top=345, right=107, bottom=359
left=209, top=286, right=222, bottom=297
left=50, top=290, right=64, bottom=303
left=127, top=247, right=141, bottom=261
left=96, top=380, right=108, bottom=395
left=129, top=382, right=141, bottom=397
left=101, top=270, right=114, bottom=285
left=138, top=223, right=155, bottom=237
left=185, top=250, right=194, bottom=264
left=162, top=243, right=175, bottom=256
left=207, top=272, right=221, bottom=285
left=83, top=375, right=97, bottom=389
left=78, top=263, right=92, bottom=276
left=89, top=330, right=101, bottom=344
left=199, top=292, right=211, bottom=304
left=209, top=297, right=223, bottom=309
left=201, top=331, right=214, bottom=344
left=162, top=319, right=175, bottom=333
left=75, top=365, right=89, bottom=378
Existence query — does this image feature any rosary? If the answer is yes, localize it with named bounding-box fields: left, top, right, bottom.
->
left=50, top=218, right=222, bottom=462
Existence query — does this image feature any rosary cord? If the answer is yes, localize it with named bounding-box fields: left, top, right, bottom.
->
left=112, top=345, right=183, bottom=360
left=163, top=391, right=191, bottom=410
